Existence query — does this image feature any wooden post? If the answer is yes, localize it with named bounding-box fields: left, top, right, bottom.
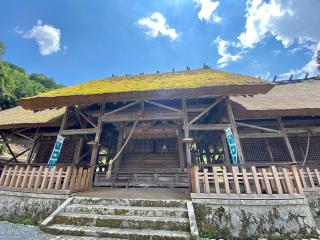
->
left=277, top=117, right=296, bottom=163
left=203, top=169, right=210, bottom=193
left=191, top=165, right=200, bottom=193
left=27, top=128, right=39, bottom=163
left=88, top=103, right=105, bottom=189
left=177, top=127, right=185, bottom=171
left=226, top=97, right=245, bottom=164
left=182, top=99, right=192, bottom=166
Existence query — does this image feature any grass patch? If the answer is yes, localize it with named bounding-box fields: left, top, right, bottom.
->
left=0, top=216, right=43, bottom=225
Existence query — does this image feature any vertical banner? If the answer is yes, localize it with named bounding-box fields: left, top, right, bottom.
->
left=225, top=127, right=238, bottom=164
left=47, top=134, right=65, bottom=168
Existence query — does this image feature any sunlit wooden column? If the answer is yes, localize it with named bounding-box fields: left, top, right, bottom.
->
left=277, top=117, right=296, bottom=163
left=88, top=103, right=106, bottom=189
left=182, top=99, right=192, bottom=166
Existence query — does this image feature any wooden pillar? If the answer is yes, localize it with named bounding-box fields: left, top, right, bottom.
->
left=114, top=127, right=124, bottom=170
left=73, top=138, right=84, bottom=165
left=27, top=128, right=39, bottom=163
left=88, top=103, right=105, bottom=189
left=182, top=99, right=192, bottom=166
left=226, top=97, right=245, bottom=164
left=277, top=117, right=296, bottom=163
left=177, top=127, right=185, bottom=171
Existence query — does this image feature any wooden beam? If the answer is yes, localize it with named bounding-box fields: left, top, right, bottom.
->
left=103, top=101, right=140, bottom=117
left=102, top=112, right=183, bottom=122
left=239, top=132, right=283, bottom=138
left=145, top=100, right=182, bottom=113
left=61, top=128, right=97, bottom=135
left=277, top=117, right=296, bottom=163
left=188, top=124, right=230, bottom=131
left=0, top=133, right=18, bottom=162
left=188, top=97, right=224, bottom=125
left=236, top=122, right=281, bottom=134
left=73, top=106, right=97, bottom=128
left=226, top=97, right=245, bottom=164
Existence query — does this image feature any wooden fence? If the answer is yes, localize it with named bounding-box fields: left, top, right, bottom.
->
left=0, top=163, right=92, bottom=194
left=191, top=165, right=304, bottom=195
left=298, top=166, right=320, bottom=191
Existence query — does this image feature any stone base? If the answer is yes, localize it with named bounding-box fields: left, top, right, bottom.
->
left=0, top=190, right=69, bottom=223
left=192, top=194, right=318, bottom=239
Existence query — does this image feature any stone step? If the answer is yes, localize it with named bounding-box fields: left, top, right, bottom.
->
left=72, top=197, right=187, bottom=208
left=53, top=236, right=122, bottom=240
left=45, top=224, right=191, bottom=239
left=54, top=212, right=190, bottom=231
left=65, top=204, right=188, bottom=218
left=116, top=168, right=187, bottom=173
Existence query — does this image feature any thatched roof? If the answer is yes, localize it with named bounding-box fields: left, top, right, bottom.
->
left=0, top=106, right=64, bottom=129
left=18, top=69, right=273, bottom=110
left=232, top=79, right=320, bottom=119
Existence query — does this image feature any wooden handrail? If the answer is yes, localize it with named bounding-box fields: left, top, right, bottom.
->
left=195, top=162, right=296, bottom=168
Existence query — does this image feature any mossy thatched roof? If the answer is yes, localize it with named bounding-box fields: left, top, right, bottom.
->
left=0, top=106, right=65, bottom=129
left=19, top=68, right=273, bottom=110
left=232, top=79, right=320, bottom=118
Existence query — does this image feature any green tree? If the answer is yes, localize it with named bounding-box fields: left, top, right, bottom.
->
left=0, top=41, right=5, bottom=60
left=0, top=40, right=63, bottom=110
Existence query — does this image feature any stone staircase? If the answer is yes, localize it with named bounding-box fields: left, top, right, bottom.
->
left=41, top=197, right=198, bottom=239
left=95, top=153, right=189, bottom=188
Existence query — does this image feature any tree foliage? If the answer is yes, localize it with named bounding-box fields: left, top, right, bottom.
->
left=0, top=61, right=64, bottom=110
left=0, top=41, right=5, bottom=60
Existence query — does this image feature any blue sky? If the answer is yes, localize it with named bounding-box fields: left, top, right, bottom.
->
left=0, top=0, right=319, bottom=86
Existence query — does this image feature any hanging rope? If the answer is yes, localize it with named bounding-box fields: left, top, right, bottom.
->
left=111, top=120, right=138, bottom=164
left=302, top=130, right=311, bottom=166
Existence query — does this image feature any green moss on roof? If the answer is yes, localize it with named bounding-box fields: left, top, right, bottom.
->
left=27, top=69, right=264, bottom=98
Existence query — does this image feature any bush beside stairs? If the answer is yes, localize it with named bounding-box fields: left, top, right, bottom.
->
left=40, top=196, right=199, bottom=239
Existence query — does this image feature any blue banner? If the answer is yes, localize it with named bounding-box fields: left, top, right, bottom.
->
left=225, top=127, right=237, bottom=164
left=47, top=134, right=65, bottom=168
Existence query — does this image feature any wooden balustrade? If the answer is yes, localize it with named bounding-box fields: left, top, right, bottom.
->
left=298, top=167, right=320, bottom=190
left=191, top=165, right=304, bottom=195
left=0, top=164, right=92, bottom=194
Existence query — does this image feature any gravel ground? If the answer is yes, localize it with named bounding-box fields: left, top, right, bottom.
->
left=0, top=221, right=55, bottom=240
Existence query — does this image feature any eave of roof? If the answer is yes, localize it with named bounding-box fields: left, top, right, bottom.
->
left=18, top=68, right=274, bottom=110
left=232, top=78, right=320, bottom=119
left=0, top=106, right=64, bottom=129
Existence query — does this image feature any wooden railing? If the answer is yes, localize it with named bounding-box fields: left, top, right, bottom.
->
left=298, top=166, right=320, bottom=191
left=191, top=164, right=304, bottom=195
left=0, top=163, right=92, bottom=194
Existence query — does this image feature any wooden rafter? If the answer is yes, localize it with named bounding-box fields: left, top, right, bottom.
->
left=188, top=97, right=224, bottom=125
left=0, top=133, right=18, bottom=162
left=145, top=100, right=182, bottom=113
left=103, top=101, right=140, bottom=117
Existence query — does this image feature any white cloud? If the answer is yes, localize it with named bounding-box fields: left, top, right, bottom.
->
left=279, top=42, right=320, bottom=79
left=194, top=0, right=221, bottom=23
left=21, top=20, right=61, bottom=55
left=137, top=12, right=179, bottom=41
left=214, top=37, right=243, bottom=67
left=238, top=0, right=320, bottom=49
